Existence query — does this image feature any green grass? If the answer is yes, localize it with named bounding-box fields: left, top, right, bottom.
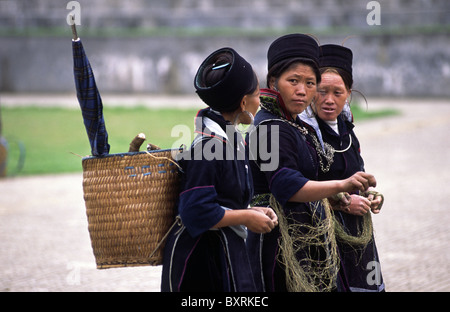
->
left=0, top=104, right=398, bottom=176
left=2, top=24, right=450, bottom=38
left=350, top=103, right=399, bottom=121
left=1, top=106, right=198, bottom=176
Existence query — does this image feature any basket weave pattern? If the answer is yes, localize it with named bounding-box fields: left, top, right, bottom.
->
left=82, top=150, right=180, bottom=269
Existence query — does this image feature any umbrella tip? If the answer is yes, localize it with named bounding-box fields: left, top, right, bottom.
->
left=69, top=15, right=79, bottom=41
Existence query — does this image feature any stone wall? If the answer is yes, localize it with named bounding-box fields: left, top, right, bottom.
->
left=2, top=0, right=450, bottom=29
left=1, top=0, right=449, bottom=97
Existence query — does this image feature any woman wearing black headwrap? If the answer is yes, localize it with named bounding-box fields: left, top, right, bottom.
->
left=300, top=44, right=385, bottom=291
left=246, top=34, right=377, bottom=292
left=161, top=47, right=277, bottom=292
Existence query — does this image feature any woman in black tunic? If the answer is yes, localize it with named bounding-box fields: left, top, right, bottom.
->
left=246, top=34, right=377, bottom=292
left=161, top=47, right=277, bottom=292
left=301, top=44, right=385, bottom=291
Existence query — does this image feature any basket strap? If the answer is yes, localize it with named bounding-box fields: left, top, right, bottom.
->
left=144, top=150, right=182, bottom=171
left=148, top=216, right=182, bottom=260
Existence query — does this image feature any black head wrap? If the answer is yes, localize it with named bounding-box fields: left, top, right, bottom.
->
left=319, top=44, right=353, bottom=77
left=267, top=34, right=320, bottom=70
left=194, top=47, right=257, bottom=112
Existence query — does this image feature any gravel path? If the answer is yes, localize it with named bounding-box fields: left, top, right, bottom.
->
left=1, top=97, right=449, bottom=292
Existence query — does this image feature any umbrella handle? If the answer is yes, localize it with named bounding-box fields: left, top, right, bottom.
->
left=69, top=14, right=79, bottom=41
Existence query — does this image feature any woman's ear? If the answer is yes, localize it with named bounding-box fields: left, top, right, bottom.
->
left=268, top=77, right=276, bottom=90
left=239, top=96, right=247, bottom=112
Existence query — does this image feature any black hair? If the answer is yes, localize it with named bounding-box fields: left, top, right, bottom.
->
left=201, top=52, right=233, bottom=88
left=195, top=48, right=258, bottom=112
left=199, top=51, right=258, bottom=111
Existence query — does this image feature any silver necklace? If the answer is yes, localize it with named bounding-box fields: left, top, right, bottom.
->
left=260, top=102, right=353, bottom=173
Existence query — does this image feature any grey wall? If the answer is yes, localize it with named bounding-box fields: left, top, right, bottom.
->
left=1, top=0, right=449, bottom=97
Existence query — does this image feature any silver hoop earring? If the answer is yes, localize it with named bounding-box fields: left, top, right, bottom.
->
left=306, top=104, right=315, bottom=118
left=343, top=99, right=353, bottom=122
left=309, top=100, right=318, bottom=116
left=233, top=110, right=255, bottom=134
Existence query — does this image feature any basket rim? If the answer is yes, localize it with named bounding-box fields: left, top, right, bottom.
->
left=81, top=148, right=181, bottom=161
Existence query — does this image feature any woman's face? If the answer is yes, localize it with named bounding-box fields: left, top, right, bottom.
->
left=272, top=63, right=317, bottom=118
left=315, top=72, right=350, bottom=121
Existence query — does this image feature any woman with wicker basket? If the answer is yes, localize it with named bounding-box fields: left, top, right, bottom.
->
left=300, top=44, right=385, bottom=291
left=161, top=47, right=278, bottom=292
left=245, top=34, right=377, bottom=292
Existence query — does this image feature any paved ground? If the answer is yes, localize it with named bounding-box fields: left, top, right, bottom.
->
left=0, top=96, right=449, bottom=292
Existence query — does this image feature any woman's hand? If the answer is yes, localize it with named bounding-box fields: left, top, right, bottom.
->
left=335, top=188, right=384, bottom=216
left=214, top=207, right=278, bottom=234
left=251, top=207, right=278, bottom=225
left=345, top=194, right=372, bottom=216
left=339, top=171, right=377, bottom=194
left=329, top=192, right=352, bottom=212
left=364, top=187, right=384, bottom=214
left=246, top=207, right=278, bottom=233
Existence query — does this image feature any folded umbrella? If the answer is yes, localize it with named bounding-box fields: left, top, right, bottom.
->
left=71, top=22, right=110, bottom=156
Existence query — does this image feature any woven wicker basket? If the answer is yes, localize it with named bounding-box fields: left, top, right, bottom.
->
left=82, top=149, right=181, bottom=269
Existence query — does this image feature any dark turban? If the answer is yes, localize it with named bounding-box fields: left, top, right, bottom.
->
left=319, top=44, right=353, bottom=77
left=194, top=47, right=257, bottom=112
left=267, top=33, right=320, bottom=70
